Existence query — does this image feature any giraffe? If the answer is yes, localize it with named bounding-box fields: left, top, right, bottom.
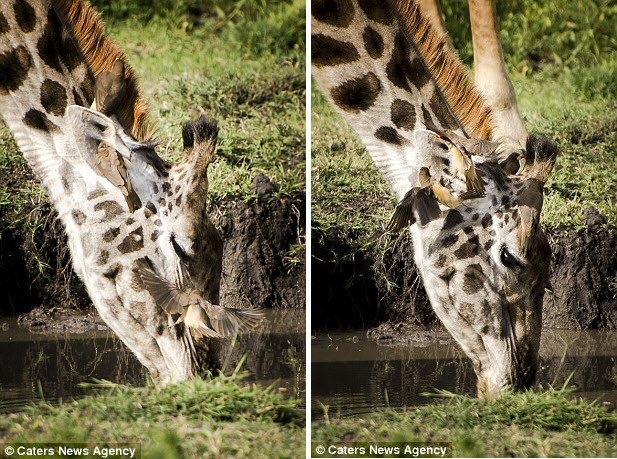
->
left=312, top=0, right=559, bottom=397
left=0, top=0, right=262, bottom=385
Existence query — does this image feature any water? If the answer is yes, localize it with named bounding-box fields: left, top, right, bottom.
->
left=0, top=309, right=304, bottom=412
left=312, top=328, right=617, bottom=418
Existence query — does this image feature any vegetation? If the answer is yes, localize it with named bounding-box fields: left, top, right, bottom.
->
left=313, top=387, right=617, bottom=457
left=312, top=0, right=617, bottom=241
left=0, top=372, right=303, bottom=458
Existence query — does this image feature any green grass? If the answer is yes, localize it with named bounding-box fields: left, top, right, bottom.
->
left=313, top=387, right=617, bottom=457
left=0, top=372, right=303, bottom=458
left=312, top=0, right=617, bottom=237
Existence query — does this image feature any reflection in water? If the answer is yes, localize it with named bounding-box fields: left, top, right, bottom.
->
left=0, top=309, right=304, bottom=412
left=312, top=329, right=617, bottom=418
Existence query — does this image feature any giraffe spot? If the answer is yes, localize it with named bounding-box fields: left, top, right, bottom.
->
left=312, top=0, right=354, bottom=28
left=0, top=13, right=9, bottom=35
left=472, top=213, right=480, bottom=221
left=441, top=233, right=458, bottom=248
left=175, top=197, right=182, bottom=207
left=390, top=99, right=416, bottom=131
left=454, top=239, right=479, bottom=259
left=71, top=209, right=86, bottom=225
left=24, top=109, right=59, bottom=133
left=103, top=263, right=122, bottom=280
left=462, top=265, right=484, bottom=294
left=40, top=79, right=67, bottom=116
left=95, top=200, right=124, bottom=220
left=331, top=72, right=381, bottom=112
left=145, top=202, right=157, bottom=215
left=158, top=198, right=166, bottom=206
left=156, top=324, right=166, bottom=336
left=442, top=210, right=463, bottom=230
left=37, top=10, right=64, bottom=73
left=358, top=0, right=392, bottom=24
left=72, top=88, right=85, bottom=106
left=459, top=302, right=475, bottom=319
left=81, top=73, right=95, bottom=102
left=481, top=213, right=493, bottom=229
left=130, top=259, right=148, bottom=291
left=154, top=219, right=162, bottom=227
left=0, top=46, right=33, bottom=95
left=434, top=254, right=447, bottom=269
left=103, top=227, right=121, bottom=243
left=97, top=250, right=109, bottom=265
left=429, top=91, right=458, bottom=130
left=501, top=195, right=511, bottom=207
left=118, top=227, right=144, bottom=254
left=58, top=31, right=82, bottom=72
left=504, top=214, right=510, bottom=224
left=150, top=230, right=160, bottom=241
left=484, top=239, right=494, bottom=251
left=480, top=325, right=490, bottom=335
left=14, top=0, right=36, bottom=33
left=152, top=183, right=159, bottom=194
left=126, top=217, right=135, bottom=225
left=167, top=202, right=172, bottom=212
left=362, top=26, right=384, bottom=59
left=374, top=126, right=405, bottom=146
left=463, top=226, right=474, bottom=235
left=312, top=34, right=359, bottom=67
left=162, top=182, right=171, bottom=193
left=386, top=32, right=431, bottom=93
left=421, top=105, right=438, bottom=131
left=87, top=189, right=107, bottom=200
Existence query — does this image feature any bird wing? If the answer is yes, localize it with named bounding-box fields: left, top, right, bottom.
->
left=387, top=188, right=419, bottom=232
left=413, top=187, right=442, bottom=227
left=202, top=303, right=264, bottom=337
left=140, top=266, right=189, bottom=314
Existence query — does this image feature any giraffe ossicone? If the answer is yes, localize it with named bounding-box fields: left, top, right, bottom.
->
left=312, top=0, right=559, bottom=397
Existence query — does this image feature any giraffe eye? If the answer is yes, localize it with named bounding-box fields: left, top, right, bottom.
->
left=500, top=246, right=520, bottom=270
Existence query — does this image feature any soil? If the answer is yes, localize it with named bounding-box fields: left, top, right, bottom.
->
left=0, top=165, right=305, bottom=322
left=313, top=217, right=617, bottom=331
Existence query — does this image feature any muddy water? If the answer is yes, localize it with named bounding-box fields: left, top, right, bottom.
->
left=0, top=309, right=304, bottom=412
left=312, top=328, right=617, bottom=418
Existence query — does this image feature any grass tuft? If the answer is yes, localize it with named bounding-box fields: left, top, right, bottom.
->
left=313, top=387, right=617, bottom=457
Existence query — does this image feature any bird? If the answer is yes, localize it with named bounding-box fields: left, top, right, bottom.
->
left=139, top=265, right=264, bottom=339
left=92, top=58, right=141, bottom=212
left=96, top=142, right=142, bottom=212
left=95, top=59, right=127, bottom=116
left=387, top=167, right=442, bottom=231
left=440, top=137, right=486, bottom=195
left=425, top=166, right=485, bottom=209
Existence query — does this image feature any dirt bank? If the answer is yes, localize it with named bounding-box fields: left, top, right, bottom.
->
left=0, top=167, right=305, bottom=316
left=312, top=220, right=617, bottom=330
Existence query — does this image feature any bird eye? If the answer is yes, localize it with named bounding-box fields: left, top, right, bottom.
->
left=500, top=246, right=520, bottom=270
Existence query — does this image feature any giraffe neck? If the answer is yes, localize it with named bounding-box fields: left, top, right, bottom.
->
left=312, top=0, right=492, bottom=199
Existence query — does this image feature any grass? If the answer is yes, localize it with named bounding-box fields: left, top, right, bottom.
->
left=313, top=387, right=617, bottom=457
left=0, top=372, right=303, bottom=458
left=312, top=0, right=617, bottom=239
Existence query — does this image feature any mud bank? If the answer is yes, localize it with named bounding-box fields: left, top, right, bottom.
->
left=0, top=180, right=305, bottom=316
left=312, top=222, right=617, bottom=330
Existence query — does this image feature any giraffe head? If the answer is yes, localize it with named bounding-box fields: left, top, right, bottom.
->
left=409, top=134, right=558, bottom=397
left=66, top=107, right=223, bottom=306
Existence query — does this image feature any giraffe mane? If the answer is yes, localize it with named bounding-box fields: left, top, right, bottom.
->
left=54, top=0, right=155, bottom=143
left=392, top=0, right=494, bottom=140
